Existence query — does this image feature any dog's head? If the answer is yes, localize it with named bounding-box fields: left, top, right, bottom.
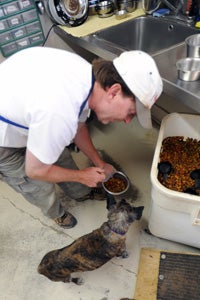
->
left=106, top=194, right=144, bottom=226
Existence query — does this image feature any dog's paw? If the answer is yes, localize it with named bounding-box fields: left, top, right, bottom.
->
left=72, top=277, right=84, bottom=285
left=121, top=250, right=129, bottom=258
left=116, top=250, right=129, bottom=258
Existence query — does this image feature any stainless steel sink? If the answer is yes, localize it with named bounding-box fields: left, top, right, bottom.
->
left=92, top=16, right=199, bottom=55
left=55, top=15, right=200, bottom=118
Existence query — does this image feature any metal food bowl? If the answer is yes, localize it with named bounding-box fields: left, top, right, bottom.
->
left=115, top=9, right=127, bottom=20
left=176, top=57, right=200, bottom=81
left=185, top=34, right=200, bottom=58
left=102, top=171, right=130, bottom=195
left=95, top=0, right=114, bottom=17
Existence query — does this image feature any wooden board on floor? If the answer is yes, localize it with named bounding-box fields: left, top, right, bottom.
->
left=134, top=248, right=160, bottom=300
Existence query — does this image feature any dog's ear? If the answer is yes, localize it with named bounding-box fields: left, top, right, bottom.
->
left=106, top=193, right=116, bottom=210
left=119, top=199, right=126, bottom=204
left=135, top=206, right=144, bottom=220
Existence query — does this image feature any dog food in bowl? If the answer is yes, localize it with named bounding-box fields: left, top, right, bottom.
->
left=102, top=171, right=129, bottom=195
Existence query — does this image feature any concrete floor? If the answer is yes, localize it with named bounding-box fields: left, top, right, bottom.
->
left=0, top=117, right=199, bottom=300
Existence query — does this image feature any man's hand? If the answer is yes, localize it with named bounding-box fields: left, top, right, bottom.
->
left=101, top=163, right=116, bottom=181
left=78, top=167, right=106, bottom=187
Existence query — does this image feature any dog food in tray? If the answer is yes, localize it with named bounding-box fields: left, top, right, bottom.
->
left=149, top=113, right=200, bottom=249
left=158, top=136, right=200, bottom=195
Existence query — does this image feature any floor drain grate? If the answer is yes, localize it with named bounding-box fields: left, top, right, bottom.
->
left=157, top=251, right=200, bottom=300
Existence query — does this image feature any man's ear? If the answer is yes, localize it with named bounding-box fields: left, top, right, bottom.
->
left=107, top=83, right=122, bottom=98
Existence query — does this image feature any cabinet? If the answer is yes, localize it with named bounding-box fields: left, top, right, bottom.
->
left=0, top=0, right=44, bottom=57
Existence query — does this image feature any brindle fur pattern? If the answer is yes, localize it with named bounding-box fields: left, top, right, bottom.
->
left=38, top=196, right=144, bottom=284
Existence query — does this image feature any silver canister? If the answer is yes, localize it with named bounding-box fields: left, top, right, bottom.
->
left=176, top=57, right=200, bottom=81
left=185, top=34, right=200, bottom=58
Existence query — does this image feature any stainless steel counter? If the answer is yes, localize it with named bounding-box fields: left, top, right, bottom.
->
left=154, top=43, right=200, bottom=113
left=54, top=26, right=120, bottom=61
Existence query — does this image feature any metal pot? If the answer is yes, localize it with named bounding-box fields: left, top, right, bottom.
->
left=48, top=0, right=89, bottom=26
left=95, top=0, right=115, bottom=18
left=115, top=9, right=128, bottom=19
left=117, top=0, right=137, bottom=12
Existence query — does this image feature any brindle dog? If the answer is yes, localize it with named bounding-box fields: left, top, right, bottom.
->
left=38, top=195, right=144, bottom=284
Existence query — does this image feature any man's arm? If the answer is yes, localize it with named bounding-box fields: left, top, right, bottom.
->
left=74, top=122, right=115, bottom=176
left=25, top=148, right=105, bottom=187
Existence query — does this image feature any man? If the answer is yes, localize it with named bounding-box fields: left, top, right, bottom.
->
left=0, top=47, right=163, bottom=229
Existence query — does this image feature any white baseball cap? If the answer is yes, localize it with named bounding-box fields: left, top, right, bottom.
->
left=113, top=51, right=163, bottom=129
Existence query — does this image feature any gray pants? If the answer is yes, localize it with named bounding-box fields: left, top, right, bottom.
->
left=0, top=147, right=90, bottom=219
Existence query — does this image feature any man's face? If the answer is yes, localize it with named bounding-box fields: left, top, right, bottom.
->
left=94, top=84, right=137, bottom=125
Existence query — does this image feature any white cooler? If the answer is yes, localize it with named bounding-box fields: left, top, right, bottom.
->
left=149, top=113, right=200, bottom=248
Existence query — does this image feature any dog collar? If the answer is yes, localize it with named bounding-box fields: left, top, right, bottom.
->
left=107, top=223, right=126, bottom=236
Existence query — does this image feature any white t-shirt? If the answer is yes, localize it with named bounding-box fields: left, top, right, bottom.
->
left=0, top=47, right=92, bottom=164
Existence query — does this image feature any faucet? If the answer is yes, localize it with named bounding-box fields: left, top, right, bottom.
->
left=160, top=0, right=195, bottom=25
left=160, top=0, right=184, bottom=15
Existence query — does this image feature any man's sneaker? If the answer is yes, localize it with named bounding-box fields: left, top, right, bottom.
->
left=76, top=187, right=106, bottom=202
left=54, top=211, right=77, bottom=229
